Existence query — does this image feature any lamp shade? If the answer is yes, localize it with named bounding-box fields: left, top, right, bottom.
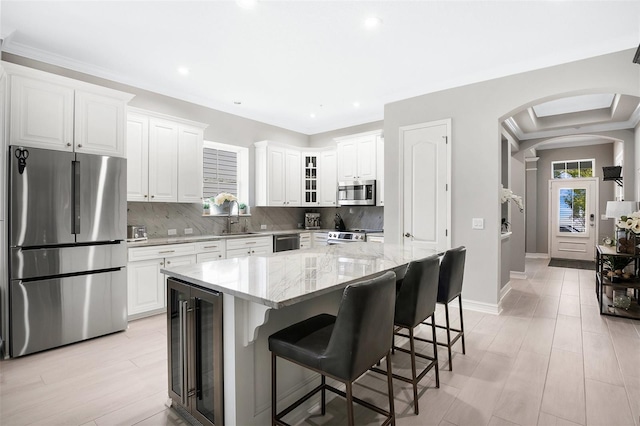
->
left=605, top=201, right=638, bottom=219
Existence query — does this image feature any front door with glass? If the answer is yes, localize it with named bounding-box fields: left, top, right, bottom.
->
left=550, top=178, right=598, bottom=261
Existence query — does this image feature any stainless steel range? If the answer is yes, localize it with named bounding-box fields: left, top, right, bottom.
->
left=327, top=229, right=383, bottom=244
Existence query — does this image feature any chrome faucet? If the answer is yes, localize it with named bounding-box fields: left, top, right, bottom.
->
left=226, top=200, right=240, bottom=234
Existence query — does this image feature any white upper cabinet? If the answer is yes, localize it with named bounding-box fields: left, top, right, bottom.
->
left=126, top=108, right=207, bottom=203
left=336, top=131, right=380, bottom=181
left=177, top=125, right=204, bottom=203
left=255, top=141, right=302, bottom=207
left=4, top=62, right=133, bottom=157
left=319, top=149, right=337, bottom=206
left=376, top=135, right=384, bottom=206
left=148, top=118, right=179, bottom=202
left=126, top=113, right=149, bottom=201
left=74, top=90, right=127, bottom=156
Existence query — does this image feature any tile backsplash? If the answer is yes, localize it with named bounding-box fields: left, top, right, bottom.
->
left=127, top=202, right=384, bottom=238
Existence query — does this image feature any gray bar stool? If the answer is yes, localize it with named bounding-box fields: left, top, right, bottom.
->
left=269, top=271, right=397, bottom=426
left=371, top=255, right=440, bottom=415
left=423, top=246, right=467, bottom=371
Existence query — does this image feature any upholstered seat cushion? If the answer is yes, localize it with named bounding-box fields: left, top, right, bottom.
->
left=269, top=313, right=336, bottom=372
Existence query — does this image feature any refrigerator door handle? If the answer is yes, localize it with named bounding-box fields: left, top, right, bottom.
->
left=73, top=160, right=81, bottom=234
left=179, top=300, right=189, bottom=406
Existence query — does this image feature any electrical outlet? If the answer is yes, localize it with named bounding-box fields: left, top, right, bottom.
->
left=168, top=229, right=177, bottom=236
left=184, top=228, right=193, bottom=235
left=472, top=218, right=484, bottom=230
left=261, top=224, right=267, bottom=230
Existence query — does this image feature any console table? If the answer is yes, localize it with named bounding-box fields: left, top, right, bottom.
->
left=595, top=245, right=640, bottom=320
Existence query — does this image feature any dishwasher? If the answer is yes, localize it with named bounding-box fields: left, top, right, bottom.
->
left=273, top=233, right=300, bottom=252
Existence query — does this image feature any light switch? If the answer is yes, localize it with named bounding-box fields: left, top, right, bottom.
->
left=472, top=218, right=484, bottom=230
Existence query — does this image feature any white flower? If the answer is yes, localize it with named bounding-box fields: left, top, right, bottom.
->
left=632, top=220, right=640, bottom=234
left=631, top=211, right=640, bottom=219
left=617, top=220, right=631, bottom=229
left=500, top=185, right=524, bottom=212
left=212, top=192, right=237, bottom=206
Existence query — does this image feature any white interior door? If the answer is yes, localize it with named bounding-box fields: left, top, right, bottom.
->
left=549, top=178, right=597, bottom=260
left=400, top=120, right=451, bottom=251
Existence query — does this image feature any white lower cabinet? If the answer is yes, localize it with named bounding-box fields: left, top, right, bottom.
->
left=127, top=243, right=197, bottom=319
left=127, top=254, right=196, bottom=319
left=225, top=236, right=273, bottom=258
left=195, top=240, right=226, bottom=262
left=312, top=232, right=329, bottom=247
left=299, top=232, right=311, bottom=249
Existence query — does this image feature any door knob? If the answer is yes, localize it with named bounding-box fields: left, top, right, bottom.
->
left=404, top=232, right=412, bottom=237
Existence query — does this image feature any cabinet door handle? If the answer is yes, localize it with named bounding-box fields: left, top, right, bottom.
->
left=203, top=245, right=219, bottom=249
left=151, top=195, right=155, bottom=199
left=77, top=144, right=83, bottom=148
left=160, top=261, right=164, bottom=266
left=159, top=250, right=175, bottom=254
left=66, top=143, right=72, bottom=147
left=245, top=241, right=257, bottom=245
left=144, top=195, right=148, bottom=198
left=166, top=260, right=171, bottom=265
left=404, top=232, right=412, bottom=238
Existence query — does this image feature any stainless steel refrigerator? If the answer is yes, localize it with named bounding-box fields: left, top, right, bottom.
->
left=3, top=145, right=128, bottom=358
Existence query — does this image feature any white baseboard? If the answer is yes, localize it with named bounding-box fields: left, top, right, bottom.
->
left=500, top=282, right=512, bottom=301
left=460, top=298, right=501, bottom=315
left=510, top=271, right=527, bottom=280
left=526, top=252, right=550, bottom=259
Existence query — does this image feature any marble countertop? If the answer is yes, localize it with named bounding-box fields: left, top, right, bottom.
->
left=161, top=242, right=440, bottom=308
left=127, top=229, right=335, bottom=247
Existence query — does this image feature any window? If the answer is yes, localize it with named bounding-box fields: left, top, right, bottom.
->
left=202, top=141, right=248, bottom=203
left=558, top=188, right=586, bottom=233
left=552, top=159, right=594, bottom=179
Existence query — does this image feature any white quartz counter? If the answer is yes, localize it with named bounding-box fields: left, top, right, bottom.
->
left=161, top=242, right=440, bottom=308
left=127, top=229, right=334, bottom=247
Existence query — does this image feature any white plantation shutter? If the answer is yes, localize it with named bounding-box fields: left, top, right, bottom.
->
left=203, top=148, right=238, bottom=199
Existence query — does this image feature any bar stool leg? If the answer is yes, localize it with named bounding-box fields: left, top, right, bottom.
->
left=431, top=313, right=440, bottom=388
left=385, top=350, right=396, bottom=426
left=407, top=327, right=419, bottom=414
left=459, top=295, right=466, bottom=354
left=444, top=302, right=453, bottom=371
left=346, top=381, right=355, bottom=426
left=321, top=375, right=326, bottom=415
left=271, top=353, right=277, bottom=426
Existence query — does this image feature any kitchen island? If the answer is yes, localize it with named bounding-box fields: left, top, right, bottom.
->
left=161, top=242, right=439, bottom=426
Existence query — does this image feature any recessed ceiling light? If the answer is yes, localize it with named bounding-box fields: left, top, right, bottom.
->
left=364, top=16, right=383, bottom=29
left=234, top=101, right=242, bottom=105
left=353, top=102, right=360, bottom=108
left=177, top=67, right=190, bottom=76
left=310, top=113, right=316, bottom=119
left=236, top=0, right=257, bottom=10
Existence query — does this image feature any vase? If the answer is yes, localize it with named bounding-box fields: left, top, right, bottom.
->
left=616, top=229, right=640, bottom=254
left=212, top=200, right=231, bottom=215
left=203, top=208, right=210, bottom=215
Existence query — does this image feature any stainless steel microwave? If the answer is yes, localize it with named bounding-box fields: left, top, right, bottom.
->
left=338, top=180, right=376, bottom=206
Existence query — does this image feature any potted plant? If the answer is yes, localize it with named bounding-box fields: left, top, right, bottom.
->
left=239, top=203, right=247, bottom=214
left=203, top=200, right=210, bottom=215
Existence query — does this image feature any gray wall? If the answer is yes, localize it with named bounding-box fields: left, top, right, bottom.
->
left=535, top=143, right=614, bottom=253
left=384, top=49, right=639, bottom=308
left=525, top=157, right=539, bottom=253
left=308, top=121, right=384, bottom=147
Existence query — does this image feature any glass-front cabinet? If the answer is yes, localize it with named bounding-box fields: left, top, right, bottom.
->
left=303, top=154, right=318, bottom=205
left=168, top=278, right=224, bottom=425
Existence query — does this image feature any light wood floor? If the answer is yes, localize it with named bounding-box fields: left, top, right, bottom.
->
left=1, top=258, right=639, bottom=426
